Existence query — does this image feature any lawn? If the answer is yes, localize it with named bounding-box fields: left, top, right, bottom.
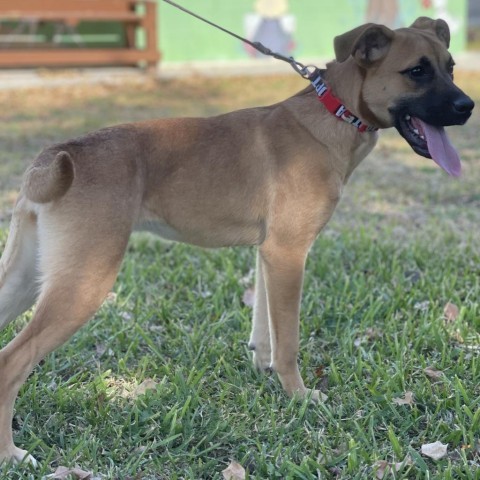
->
left=0, top=70, right=479, bottom=479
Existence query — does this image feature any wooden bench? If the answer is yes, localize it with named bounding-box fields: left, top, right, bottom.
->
left=0, top=0, right=160, bottom=69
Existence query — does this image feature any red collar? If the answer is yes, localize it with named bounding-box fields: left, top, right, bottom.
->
left=309, top=70, right=378, bottom=133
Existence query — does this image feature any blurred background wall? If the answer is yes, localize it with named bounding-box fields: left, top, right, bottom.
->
left=159, top=0, right=472, bottom=64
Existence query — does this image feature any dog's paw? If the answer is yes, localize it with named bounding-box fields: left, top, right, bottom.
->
left=0, top=446, right=38, bottom=468
left=305, top=389, right=328, bottom=403
left=249, top=343, right=272, bottom=372
left=290, top=388, right=328, bottom=403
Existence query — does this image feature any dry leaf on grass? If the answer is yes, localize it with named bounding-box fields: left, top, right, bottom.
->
left=375, top=458, right=412, bottom=479
left=392, top=391, right=414, bottom=406
left=424, top=366, right=443, bottom=380
left=133, top=378, right=158, bottom=398
left=222, top=460, right=246, bottom=480
left=314, top=365, right=325, bottom=378
left=353, top=327, right=383, bottom=347
left=242, top=287, right=255, bottom=307
left=44, top=466, right=94, bottom=479
left=421, top=441, right=448, bottom=460
left=443, top=302, right=460, bottom=323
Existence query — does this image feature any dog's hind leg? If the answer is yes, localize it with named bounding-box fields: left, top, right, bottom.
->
left=0, top=213, right=130, bottom=465
left=0, top=196, right=39, bottom=331
left=248, top=250, right=272, bottom=370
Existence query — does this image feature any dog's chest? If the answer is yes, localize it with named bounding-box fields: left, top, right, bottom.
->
left=343, top=133, right=378, bottom=181
left=134, top=219, right=185, bottom=242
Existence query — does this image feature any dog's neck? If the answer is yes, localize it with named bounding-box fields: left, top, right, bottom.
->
left=323, top=60, right=383, bottom=130
left=310, top=69, right=378, bottom=133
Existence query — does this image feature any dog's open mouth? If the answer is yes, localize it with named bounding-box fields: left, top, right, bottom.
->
left=396, top=114, right=461, bottom=176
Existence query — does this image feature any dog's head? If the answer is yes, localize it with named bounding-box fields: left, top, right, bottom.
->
left=334, top=17, right=474, bottom=176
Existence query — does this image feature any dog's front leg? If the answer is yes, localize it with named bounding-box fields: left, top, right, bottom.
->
left=259, top=243, right=318, bottom=400
left=248, top=250, right=272, bottom=370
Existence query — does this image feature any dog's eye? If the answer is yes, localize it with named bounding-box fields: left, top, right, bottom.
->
left=400, top=57, right=434, bottom=81
left=409, top=66, right=426, bottom=77
left=401, top=63, right=433, bottom=81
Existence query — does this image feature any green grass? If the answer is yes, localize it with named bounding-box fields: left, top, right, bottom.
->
left=0, top=71, right=479, bottom=479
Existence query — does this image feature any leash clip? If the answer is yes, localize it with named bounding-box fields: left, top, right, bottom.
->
left=252, top=42, right=316, bottom=79
left=289, top=60, right=317, bottom=79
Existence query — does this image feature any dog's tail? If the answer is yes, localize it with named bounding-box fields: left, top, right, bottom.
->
left=24, top=150, right=74, bottom=204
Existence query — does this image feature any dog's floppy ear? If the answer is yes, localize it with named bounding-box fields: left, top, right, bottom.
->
left=410, top=17, right=450, bottom=48
left=334, top=24, right=394, bottom=66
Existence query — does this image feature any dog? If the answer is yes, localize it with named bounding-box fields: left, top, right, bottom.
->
left=0, top=17, right=474, bottom=465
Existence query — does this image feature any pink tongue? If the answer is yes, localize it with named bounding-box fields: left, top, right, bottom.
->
left=415, top=118, right=461, bottom=176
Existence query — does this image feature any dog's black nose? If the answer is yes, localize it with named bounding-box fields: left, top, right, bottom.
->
left=453, top=95, right=475, bottom=114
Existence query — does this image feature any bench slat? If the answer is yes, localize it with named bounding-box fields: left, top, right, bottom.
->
left=0, top=12, right=143, bottom=22
left=0, top=48, right=160, bottom=67
left=0, top=0, right=141, bottom=14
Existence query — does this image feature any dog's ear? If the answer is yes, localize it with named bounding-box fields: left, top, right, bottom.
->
left=410, top=17, right=450, bottom=48
left=334, top=24, right=394, bottom=66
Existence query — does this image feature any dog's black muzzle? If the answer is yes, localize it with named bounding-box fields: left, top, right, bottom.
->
left=393, top=88, right=474, bottom=128
left=390, top=85, right=474, bottom=161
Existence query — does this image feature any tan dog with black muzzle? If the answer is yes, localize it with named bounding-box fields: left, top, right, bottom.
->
left=0, top=17, right=474, bottom=465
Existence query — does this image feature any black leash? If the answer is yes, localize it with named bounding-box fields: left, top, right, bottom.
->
left=162, top=0, right=317, bottom=79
